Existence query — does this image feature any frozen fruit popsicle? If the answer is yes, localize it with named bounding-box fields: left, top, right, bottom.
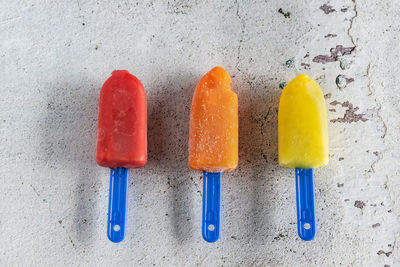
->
left=96, top=70, right=147, bottom=243
left=189, top=66, right=238, bottom=242
left=278, top=74, right=329, bottom=241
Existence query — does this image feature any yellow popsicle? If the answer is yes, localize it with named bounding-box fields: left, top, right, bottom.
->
left=278, top=74, right=329, bottom=169
left=188, top=67, right=238, bottom=172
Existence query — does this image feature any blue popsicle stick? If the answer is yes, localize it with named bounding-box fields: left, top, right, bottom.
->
left=107, top=167, right=128, bottom=243
left=295, top=168, right=316, bottom=241
left=202, top=171, right=221, bottom=242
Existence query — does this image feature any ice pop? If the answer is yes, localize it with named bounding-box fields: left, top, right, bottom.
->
left=189, top=66, right=238, bottom=242
left=96, top=70, right=147, bottom=243
left=278, top=74, right=328, bottom=241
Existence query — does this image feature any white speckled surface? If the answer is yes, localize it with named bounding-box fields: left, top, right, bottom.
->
left=1, top=0, right=399, bottom=266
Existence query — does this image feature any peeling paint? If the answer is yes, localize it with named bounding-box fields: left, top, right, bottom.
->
left=320, top=4, right=336, bottom=14
left=312, top=55, right=335, bottom=64
left=354, top=200, right=366, bottom=209
left=329, top=108, right=336, bottom=112
left=330, top=101, right=368, bottom=123
left=313, top=45, right=355, bottom=64
left=377, top=250, right=392, bottom=257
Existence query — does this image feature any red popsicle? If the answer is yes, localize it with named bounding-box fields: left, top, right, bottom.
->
left=96, top=70, right=147, bottom=243
left=96, top=70, right=147, bottom=169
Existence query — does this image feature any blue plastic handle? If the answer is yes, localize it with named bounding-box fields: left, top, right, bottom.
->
left=202, top=171, right=221, bottom=242
left=295, top=168, right=316, bottom=241
left=107, top=167, right=128, bottom=243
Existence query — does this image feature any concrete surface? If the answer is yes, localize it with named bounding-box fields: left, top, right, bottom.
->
left=1, top=0, right=400, bottom=266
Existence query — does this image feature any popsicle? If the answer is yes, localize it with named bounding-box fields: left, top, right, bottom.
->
left=96, top=70, right=147, bottom=243
left=189, top=66, right=238, bottom=242
left=278, top=74, right=329, bottom=241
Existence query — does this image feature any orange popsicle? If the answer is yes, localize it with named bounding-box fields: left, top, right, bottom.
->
left=189, top=67, right=238, bottom=172
left=188, top=66, right=238, bottom=242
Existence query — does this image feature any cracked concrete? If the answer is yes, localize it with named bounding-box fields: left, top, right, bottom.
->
left=235, top=0, right=245, bottom=75
left=1, top=0, right=400, bottom=266
left=347, top=0, right=358, bottom=47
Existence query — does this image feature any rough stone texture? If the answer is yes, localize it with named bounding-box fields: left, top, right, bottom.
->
left=1, top=0, right=399, bottom=266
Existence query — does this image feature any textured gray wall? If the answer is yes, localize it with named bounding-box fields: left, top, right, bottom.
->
left=1, top=0, right=399, bottom=266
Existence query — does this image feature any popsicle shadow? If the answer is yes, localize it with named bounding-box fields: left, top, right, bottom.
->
left=147, top=75, right=197, bottom=243
left=40, top=81, right=100, bottom=245
left=236, top=77, right=281, bottom=244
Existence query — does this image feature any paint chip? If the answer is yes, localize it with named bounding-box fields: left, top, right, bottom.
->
left=337, top=183, right=344, bottom=187
left=330, top=101, right=368, bottom=123
left=320, top=4, right=336, bottom=14
left=354, top=200, right=366, bottom=209
left=377, top=250, right=392, bottom=257
left=324, top=93, right=332, bottom=99
left=372, top=223, right=381, bottom=228
left=313, top=45, right=355, bottom=64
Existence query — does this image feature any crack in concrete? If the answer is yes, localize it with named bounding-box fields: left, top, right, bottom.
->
left=367, top=63, right=387, bottom=138
left=367, top=63, right=372, bottom=96
left=30, top=182, right=76, bottom=248
left=76, top=0, right=86, bottom=26
left=370, top=150, right=383, bottom=173
left=58, top=220, right=77, bottom=248
left=364, top=58, right=398, bottom=262
left=235, top=0, right=245, bottom=74
left=348, top=0, right=358, bottom=47
left=30, top=184, right=41, bottom=198
left=376, top=175, right=398, bottom=258
left=0, top=16, right=22, bottom=27
left=376, top=102, right=387, bottom=139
